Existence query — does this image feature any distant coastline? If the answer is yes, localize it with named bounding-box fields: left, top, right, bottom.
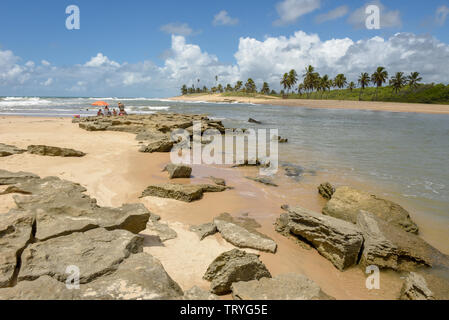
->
left=168, top=93, right=449, bottom=115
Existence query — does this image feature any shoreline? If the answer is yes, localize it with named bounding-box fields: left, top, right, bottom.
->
left=168, top=94, right=449, bottom=115
left=0, top=115, right=446, bottom=300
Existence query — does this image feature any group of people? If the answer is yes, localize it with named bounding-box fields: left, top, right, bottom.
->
left=97, top=102, right=127, bottom=117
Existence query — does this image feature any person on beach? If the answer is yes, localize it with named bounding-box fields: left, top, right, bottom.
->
left=97, top=109, right=104, bottom=116
left=113, top=109, right=117, bottom=116
left=104, top=106, right=112, bottom=116
left=118, top=102, right=125, bottom=113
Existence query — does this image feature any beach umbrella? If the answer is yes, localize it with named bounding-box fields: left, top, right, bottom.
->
left=91, top=101, right=109, bottom=107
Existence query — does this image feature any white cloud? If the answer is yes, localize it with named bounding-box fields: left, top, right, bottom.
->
left=41, top=60, right=51, bottom=66
left=435, top=5, right=449, bottom=26
left=315, top=5, right=349, bottom=23
left=274, top=0, right=321, bottom=26
left=1, top=31, right=449, bottom=96
left=160, top=23, right=196, bottom=36
left=213, top=10, right=239, bottom=26
left=348, top=1, right=402, bottom=29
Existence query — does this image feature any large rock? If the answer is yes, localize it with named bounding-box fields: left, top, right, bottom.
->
left=18, top=228, right=143, bottom=284
left=146, top=214, right=177, bottom=242
left=141, top=183, right=227, bottom=202
left=318, top=182, right=335, bottom=200
left=79, top=253, right=183, bottom=300
left=163, top=163, right=192, bottom=179
left=399, top=272, right=435, bottom=300
left=0, top=170, right=39, bottom=186
left=189, top=223, right=217, bottom=240
left=27, top=145, right=86, bottom=157
left=139, top=139, right=174, bottom=153
left=0, top=143, right=26, bottom=157
left=203, top=249, right=272, bottom=295
left=356, top=211, right=449, bottom=271
left=0, top=276, right=78, bottom=300
left=276, top=206, right=364, bottom=271
left=231, top=274, right=334, bottom=300
left=323, top=186, right=418, bottom=234
left=0, top=211, right=35, bottom=288
left=209, top=176, right=226, bottom=186
left=214, top=213, right=277, bottom=253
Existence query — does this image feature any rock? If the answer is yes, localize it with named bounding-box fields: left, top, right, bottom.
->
left=399, top=272, right=435, bottom=300
left=3, top=175, right=150, bottom=241
left=209, top=176, right=226, bottom=186
left=135, top=130, right=168, bottom=142
left=189, top=223, right=217, bottom=240
left=323, top=186, right=419, bottom=234
left=141, top=183, right=227, bottom=202
left=231, top=274, right=334, bottom=300
left=214, top=213, right=277, bottom=253
left=139, top=139, right=174, bottom=153
left=278, top=136, right=288, bottom=143
left=146, top=215, right=177, bottom=242
left=0, top=276, right=78, bottom=300
left=356, top=211, right=449, bottom=271
left=0, top=143, right=26, bottom=157
left=18, top=228, right=143, bottom=284
left=248, top=118, right=262, bottom=124
left=181, top=286, right=219, bottom=300
left=318, top=182, right=335, bottom=200
left=203, top=249, right=272, bottom=295
left=0, top=170, right=39, bottom=186
left=276, top=206, right=363, bottom=271
left=27, top=145, right=86, bottom=157
left=163, top=163, right=192, bottom=179
left=80, top=253, right=183, bottom=300
left=245, top=176, right=278, bottom=187
left=0, top=211, right=35, bottom=288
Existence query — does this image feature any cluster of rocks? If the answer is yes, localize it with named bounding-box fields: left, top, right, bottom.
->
left=275, top=182, right=449, bottom=299
left=0, top=169, right=187, bottom=300
left=74, top=113, right=227, bottom=154
left=0, top=143, right=85, bottom=158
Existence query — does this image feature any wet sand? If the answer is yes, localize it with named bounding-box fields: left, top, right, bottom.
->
left=169, top=94, right=449, bottom=115
left=0, top=116, right=410, bottom=299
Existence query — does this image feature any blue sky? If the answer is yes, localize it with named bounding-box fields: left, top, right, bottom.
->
left=0, top=0, right=448, bottom=97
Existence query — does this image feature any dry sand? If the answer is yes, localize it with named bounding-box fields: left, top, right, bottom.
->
left=0, top=116, right=406, bottom=299
left=169, top=94, right=449, bottom=115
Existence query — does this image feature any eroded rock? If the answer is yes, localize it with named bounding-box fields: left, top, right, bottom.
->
left=189, top=223, right=217, bottom=240
left=318, top=182, right=335, bottom=200
left=245, top=176, right=278, bottom=187
left=181, top=286, right=219, bottom=300
left=141, top=183, right=227, bottom=202
left=163, top=163, right=192, bottom=179
left=27, top=145, right=86, bottom=157
left=0, top=143, right=26, bottom=157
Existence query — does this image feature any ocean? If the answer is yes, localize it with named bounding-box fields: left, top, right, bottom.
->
left=1, top=96, right=448, bottom=251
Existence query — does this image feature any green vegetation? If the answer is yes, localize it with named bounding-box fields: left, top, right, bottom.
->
left=180, top=67, right=449, bottom=105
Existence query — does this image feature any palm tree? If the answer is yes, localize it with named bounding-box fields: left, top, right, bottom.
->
left=181, top=84, right=188, bottom=95
left=390, top=72, right=407, bottom=94
left=280, top=73, right=290, bottom=97
left=217, top=84, right=223, bottom=93
left=288, top=69, right=298, bottom=89
left=320, top=75, right=331, bottom=98
left=371, top=67, right=389, bottom=100
left=407, top=72, right=422, bottom=91
left=225, top=84, right=233, bottom=92
left=261, top=82, right=270, bottom=95
left=245, top=78, right=256, bottom=93
left=358, top=72, right=370, bottom=101
left=334, top=74, right=347, bottom=89
left=298, top=83, right=305, bottom=96
left=303, top=65, right=315, bottom=96
left=348, top=82, right=356, bottom=92
left=234, top=81, right=243, bottom=91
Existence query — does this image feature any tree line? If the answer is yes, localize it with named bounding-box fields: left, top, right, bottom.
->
left=181, top=66, right=423, bottom=100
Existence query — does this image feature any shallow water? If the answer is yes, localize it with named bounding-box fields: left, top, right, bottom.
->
left=1, top=96, right=448, bottom=252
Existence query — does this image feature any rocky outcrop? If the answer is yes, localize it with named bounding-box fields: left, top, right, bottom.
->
left=323, top=186, right=419, bottom=234
left=139, top=139, right=174, bottom=153
left=276, top=206, right=364, bottom=270
left=189, top=223, right=217, bottom=240
left=163, top=163, right=192, bottom=179
left=399, top=272, right=435, bottom=300
left=214, top=213, right=277, bottom=253
left=79, top=253, right=183, bottom=300
left=248, top=118, right=262, bottom=124
left=203, top=249, right=272, bottom=295
left=0, top=170, right=39, bottom=185
left=0, top=211, right=35, bottom=288
left=231, top=274, right=334, bottom=300
left=245, top=176, right=278, bottom=187
left=318, top=182, right=335, bottom=200
left=27, top=145, right=86, bottom=157
left=0, top=143, right=26, bottom=157
left=18, top=228, right=143, bottom=284
left=356, top=211, right=449, bottom=271
left=181, top=286, right=219, bottom=300
left=141, top=183, right=227, bottom=202
left=146, top=214, right=177, bottom=242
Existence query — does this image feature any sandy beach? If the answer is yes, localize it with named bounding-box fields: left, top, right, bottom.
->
left=169, top=94, right=449, bottom=115
left=0, top=115, right=410, bottom=300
